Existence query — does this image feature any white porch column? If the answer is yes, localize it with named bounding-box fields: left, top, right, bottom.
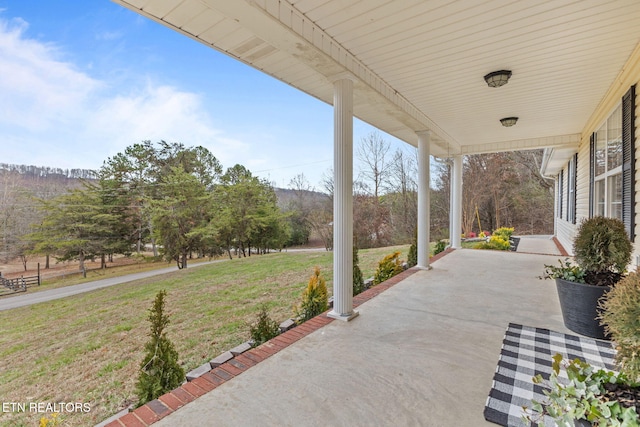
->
left=417, top=131, right=431, bottom=269
left=328, top=77, right=358, bottom=321
left=450, top=155, right=463, bottom=248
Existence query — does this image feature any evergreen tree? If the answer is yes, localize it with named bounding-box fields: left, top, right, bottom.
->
left=136, top=290, right=184, bottom=407
left=353, top=238, right=365, bottom=295
left=295, top=267, right=328, bottom=322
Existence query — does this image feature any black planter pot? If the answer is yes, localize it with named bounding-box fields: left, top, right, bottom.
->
left=555, top=278, right=610, bottom=340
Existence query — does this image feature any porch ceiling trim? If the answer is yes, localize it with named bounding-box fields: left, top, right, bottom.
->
left=460, top=134, right=580, bottom=156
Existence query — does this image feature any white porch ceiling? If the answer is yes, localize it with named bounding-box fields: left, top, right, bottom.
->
left=111, top=0, right=640, bottom=158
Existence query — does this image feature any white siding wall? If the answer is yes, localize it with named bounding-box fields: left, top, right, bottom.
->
left=568, top=78, right=640, bottom=266
left=556, top=162, right=575, bottom=254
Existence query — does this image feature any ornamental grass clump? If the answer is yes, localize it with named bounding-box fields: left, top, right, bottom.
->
left=136, top=290, right=184, bottom=407
left=295, top=267, right=328, bottom=323
left=600, top=271, right=640, bottom=382
left=573, top=216, right=632, bottom=287
left=373, top=251, right=404, bottom=285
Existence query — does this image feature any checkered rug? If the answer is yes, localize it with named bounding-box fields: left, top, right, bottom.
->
left=484, top=323, right=616, bottom=427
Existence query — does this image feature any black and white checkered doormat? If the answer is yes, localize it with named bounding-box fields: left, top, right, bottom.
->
left=484, top=323, right=616, bottom=427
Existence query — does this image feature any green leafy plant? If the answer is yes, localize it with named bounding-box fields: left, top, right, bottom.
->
left=434, top=239, right=446, bottom=255
left=136, top=290, right=184, bottom=407
left=541, top=258, right=586, bottom=283
left=600, top=271, right=640, bottom=383
left=353, top=240, right=365, bottom=296
left=249, top=305, right=280, bottom=346
left=295, top=267, right=328, bottom=323
left=373, top=252, right=404, bottom=285
left=523, top=354, right=640, bottom=426
left=573, top=216, right=632, bottom=287
left=407, top=245, right=417, bottom=269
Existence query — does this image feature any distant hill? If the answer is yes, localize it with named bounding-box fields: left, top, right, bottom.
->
left=273, top=187, right=329, bottom=208
left=0, top=163, right=97, bottom=181
left=0, top=163, right=328, bottom=205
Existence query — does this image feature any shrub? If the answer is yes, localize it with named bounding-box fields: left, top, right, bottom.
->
left=353, top=240, right=365, bottom=296
left=407, top=242, right=417, bottom=267
left=295, top=267, right=328, bottom=322
left=600, top=271, right=640, bottom=382
left=493, top=227, right=514, bottom=241
left=434, top=239, right=446, bottom=255
left=136, top=290, right=184, bottom=407
left=373, top=252, right=404, bottom=285
left=573, top=216, right=631, bottom=286
left=474, top=235, right=510, bottom=251
left=249, top=305, right=280, bottom=346
left=407, top=229, right=417, bottom=268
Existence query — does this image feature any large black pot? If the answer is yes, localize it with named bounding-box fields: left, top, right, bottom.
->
left=555, top=278, right=610, bottom=340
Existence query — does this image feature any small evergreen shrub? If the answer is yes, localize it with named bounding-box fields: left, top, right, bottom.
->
left=434, top=239, right=446, bottom=255
left=573, top=216, right=631, bottom=280
left=373, top=251, right=404, bottom=285
left=407, top=242, right=417, bottom=267
left=353, top=240, right=365, bottom=296
left=249, top=305, right=280, bottom=346
left=600, top=271, right=640, bottom=382
left=295, top=267, right=328, bottom=323
left=136, top=290, right=184, bottom=407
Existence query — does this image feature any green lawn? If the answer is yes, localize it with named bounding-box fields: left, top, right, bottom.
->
left=0, top=245, right=409, bottom=427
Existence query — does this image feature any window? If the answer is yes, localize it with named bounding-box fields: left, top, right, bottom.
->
left=558, top=170, right=563, bottom=218
left=589, top=85, right=635, bottom=241
left=592, top=104, right=623, bottom=219
left=568, top=154, right=577, bottom=224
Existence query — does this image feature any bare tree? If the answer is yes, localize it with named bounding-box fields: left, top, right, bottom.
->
left=357, top=132, right=391, bottom=198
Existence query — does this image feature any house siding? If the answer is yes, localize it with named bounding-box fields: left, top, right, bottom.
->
left=557, top=43, right=640, bottom=264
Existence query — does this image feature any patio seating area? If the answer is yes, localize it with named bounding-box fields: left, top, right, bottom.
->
left=117, top=239, right=574, bottom=427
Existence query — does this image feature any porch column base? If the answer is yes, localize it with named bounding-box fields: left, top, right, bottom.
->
left=327, top=310, right=359, bottom=322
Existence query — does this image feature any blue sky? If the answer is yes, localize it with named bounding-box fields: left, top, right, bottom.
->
left=0, top=1, right=415, bottom=189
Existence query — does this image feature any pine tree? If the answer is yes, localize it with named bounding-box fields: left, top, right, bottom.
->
left=136, top=290, right=184, bottom=407
left=295, top=267, right=328, bottom=322
left=353, top=238, right=365, bottom=296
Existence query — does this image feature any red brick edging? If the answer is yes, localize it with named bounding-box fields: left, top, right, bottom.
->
left=105, top=250, right=452, bottom=426
left=552, top=236, right=570, bottom=256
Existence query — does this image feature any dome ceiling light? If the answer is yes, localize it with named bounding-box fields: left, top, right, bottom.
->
left=484, top=70, right=512, bottom=88
left=500, top=117, right=518, bottom=127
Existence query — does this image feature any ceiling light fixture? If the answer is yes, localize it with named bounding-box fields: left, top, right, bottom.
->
left=484, top=70, right=512, bottom=88
left=500, top=117, right=518, bottom=127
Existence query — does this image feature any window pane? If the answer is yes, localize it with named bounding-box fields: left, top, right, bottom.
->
left=595, top=179, right=605, bottom=217
left=607, top=105, right=622, bottom=170
left=608, top=173, right=622, bottom=220
left=596, top=125, right=606, bottom=176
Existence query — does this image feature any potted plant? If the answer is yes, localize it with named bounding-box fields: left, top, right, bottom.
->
left=524, top=271, right=640, bottom=426
left=542, top=216, right=631, bottom=339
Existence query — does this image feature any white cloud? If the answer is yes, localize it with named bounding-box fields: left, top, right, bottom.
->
left=0, top=16, right=248, bottom=171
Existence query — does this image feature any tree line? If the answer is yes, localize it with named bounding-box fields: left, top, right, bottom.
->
left=6, top=141, right=288, bottom=270
left=0, top=135, right=554, bottom=273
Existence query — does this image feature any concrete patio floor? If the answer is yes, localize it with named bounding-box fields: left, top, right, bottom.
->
left=134, top=240, right=572, bottom=427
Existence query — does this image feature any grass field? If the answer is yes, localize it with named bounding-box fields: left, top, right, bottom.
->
left=0, top=245, right=409, bottom=427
